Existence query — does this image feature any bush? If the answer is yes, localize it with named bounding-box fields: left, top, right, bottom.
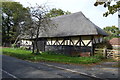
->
left=20, top=46, right=26, bottom=50
left=93, top=54, right=104, bottom=59
left=95, top=41, right=112, bottom=49
left=11, top=44, right=16, bottom=48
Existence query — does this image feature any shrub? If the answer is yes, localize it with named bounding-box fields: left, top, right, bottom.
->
left=95, top=41, right=112, bottom=49
left=20, top=46, right=26, bottom=50
left=11, top=44, right=16, bottom=48
left=93, top=54, right=104, bottom=59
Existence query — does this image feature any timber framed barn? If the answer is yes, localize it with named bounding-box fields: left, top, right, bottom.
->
left=21, top=11, right=108, bottom=56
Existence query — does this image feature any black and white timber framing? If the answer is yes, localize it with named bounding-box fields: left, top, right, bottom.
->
left=36, top=35, right=105, bottom=56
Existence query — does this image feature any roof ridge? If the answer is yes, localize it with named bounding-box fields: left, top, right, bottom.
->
left=51, top=11, right=82, bottom=20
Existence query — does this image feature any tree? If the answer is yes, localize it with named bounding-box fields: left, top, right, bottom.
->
left=94, top=0, right=120, bottom=17
left=46, top=8, right=71, bottom=17
left=103, top=26, right=120, bottom=40
left=22, top=7, right=69, bottom=54
left=20, top=12, right=37, bottom=53
left=2, top=2, right=30, bottom=46
left=23, top=4, right=55, bottom=54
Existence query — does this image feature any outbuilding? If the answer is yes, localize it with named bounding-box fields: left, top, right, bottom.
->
left=109, top=38, right=120, bottom=49
left=21, top=11, right=108, bottom=56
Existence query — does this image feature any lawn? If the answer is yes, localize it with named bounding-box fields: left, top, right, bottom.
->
left=2, top=47, right=104, bottom=64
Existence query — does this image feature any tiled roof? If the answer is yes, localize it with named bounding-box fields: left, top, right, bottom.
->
left=109, top=38, right=120, bottom=45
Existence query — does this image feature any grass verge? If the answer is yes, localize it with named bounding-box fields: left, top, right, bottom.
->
left=3, top=47, right=105, bottom=64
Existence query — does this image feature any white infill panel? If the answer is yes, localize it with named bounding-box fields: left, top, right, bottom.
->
left=69, top=40, right=73, bottom=45
left=58, top=39, right=63, bottom=45
left=21, top=40, right=32, bottom=45
left=81, top=36, right=92, bottom=46
left=47, top=41, right=49, bottom=45
left=47, top=39, right=51, bottom=45
left=61, top=39, right=65, bottom=45
left=71, top=37, right=79, bottom=45
left=67, top=40, right=70, bottom=45
left=81, top=41, right=84, bottom=46
left=64, top=40, right=68, bottom=45
left=64, top=40, right=67, bottom=45
left=52, top=39, right=56, bottom=45
left=88, top=42, right=91, bottom=46
left=82, top=40, right=91, bottom=46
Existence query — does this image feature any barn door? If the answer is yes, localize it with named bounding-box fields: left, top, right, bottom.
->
left=37, top=40, right=46, bottom=51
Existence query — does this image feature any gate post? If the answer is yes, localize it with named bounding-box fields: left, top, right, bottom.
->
left=103, top=48, right=107, bottom=59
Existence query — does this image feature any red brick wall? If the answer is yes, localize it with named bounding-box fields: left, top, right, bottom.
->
left=79, top=52, right=90, bottom=57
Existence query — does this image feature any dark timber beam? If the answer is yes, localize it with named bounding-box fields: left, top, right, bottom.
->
left=69, top=37, right=74, bottom=45
left=79, top=36, right=81, bottom=47
left=98, top=38, right=100, bottom=43
left=79, top=36, right=81, bottom=54
left=86, top=40, right=92, bottom=47
left=53, top=38, right=57, bottom=45
left=91, top=36, right=94, bottom=56
left=69, top=37, right=71, bottom=45
left=75, top=38, right=80, bottom=46
left=51, top=38, right=52, bottom=45
left=44, top=38, right=46, bottom=52
left=80, top=39, right=86, bottom=46
left=60, top=38, right=65, bottom=45
left=66, top=40, right=68, bottom=45
left=57, top=38, right=61, bottom=45
left=93, top=38, right=96, bottom=44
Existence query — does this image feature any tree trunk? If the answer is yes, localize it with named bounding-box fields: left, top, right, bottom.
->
left=35, top=20, right=41, bottom=55
left=32, top=41, right=35, bottom=54
left=13, top=34, right=22, bottom=45
left=35, top=38, right=40, bottom=55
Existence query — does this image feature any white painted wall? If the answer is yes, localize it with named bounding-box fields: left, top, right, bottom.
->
left=21, top=40, right=32, bottom=45
left=46, top=36, right=92, bottom=46
left=46, top=36, right=104, bottom=46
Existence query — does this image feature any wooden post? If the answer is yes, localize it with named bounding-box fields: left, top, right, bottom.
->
left=113, top=51, right=115, bottom=59
left=51, top=38, right=52, bottom=45
left=79, top=36, right=81, bottom=56
left=91, top=36, right=94, bottom=56
left=103, top=48, right=107, bottom=59
left=32, top=40, right=35, bottom=53
left=44, top=38, right=46, bottom=52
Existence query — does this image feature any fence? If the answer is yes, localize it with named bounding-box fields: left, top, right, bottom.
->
left=94, top=48, right=120, bottom=60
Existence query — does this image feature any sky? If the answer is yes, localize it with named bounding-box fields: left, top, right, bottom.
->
left=14, top=0, right=118, bottom=29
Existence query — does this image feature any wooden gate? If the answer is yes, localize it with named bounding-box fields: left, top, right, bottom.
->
left=95, top=48, right=120, bottom=60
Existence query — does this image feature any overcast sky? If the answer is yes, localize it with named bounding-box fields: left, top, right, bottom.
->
left=14, top=0, right=118, bottom=29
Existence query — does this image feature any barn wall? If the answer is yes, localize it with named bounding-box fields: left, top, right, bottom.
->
left=20, top=40, right=32, bottom=49
left=45, top=45, right=91, bottom=56
left=45, top=36, right=93, bottom=56
left=46, top=36, right=93, bottom=46
left=37, top=35, right=104, bottom=56
left=21, top=40, right=32, bottom=46
left=37, top=41, right=45, bottom=51
left=93, top=36, right=103, bottom=43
